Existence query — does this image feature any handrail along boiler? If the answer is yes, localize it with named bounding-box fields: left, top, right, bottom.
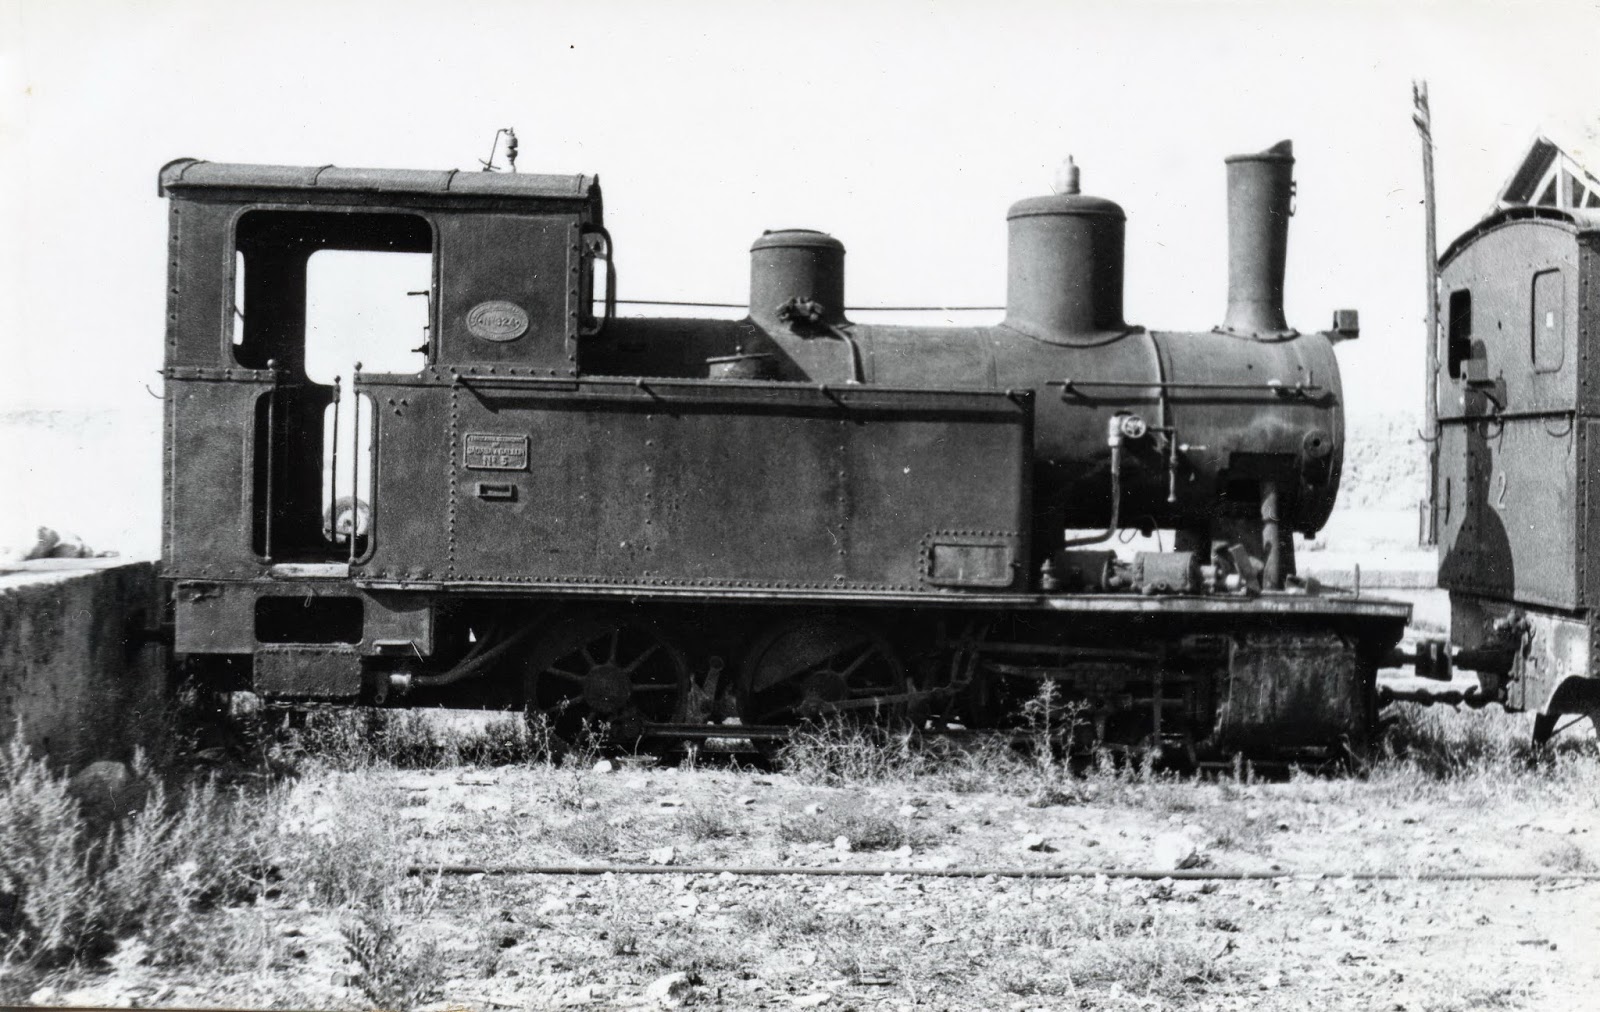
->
left=158, top=142, right=1409, bottom=756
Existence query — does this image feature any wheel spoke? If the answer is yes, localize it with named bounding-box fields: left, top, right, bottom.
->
left=608, top=627, right=621, bottom=664
left=545, top=666, right=586, bottom=684
left=624, top=642, right=662, bottom=674
left=579, top=644, right=598, bottom=667
left=837, top=645, right=879, bottom=680
left=631, top=684, right=678, bottom=693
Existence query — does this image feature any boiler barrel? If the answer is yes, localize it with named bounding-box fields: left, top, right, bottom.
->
left=865, top=324, right=1343, bottom=537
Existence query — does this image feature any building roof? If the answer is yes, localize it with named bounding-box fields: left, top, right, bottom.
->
left=1492, top=134, right=1600, bottom=214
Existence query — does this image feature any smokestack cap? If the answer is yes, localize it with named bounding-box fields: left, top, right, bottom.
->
left=1225, top=139, right=1294, bottom=165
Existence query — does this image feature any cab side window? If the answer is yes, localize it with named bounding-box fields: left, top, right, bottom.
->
left=1446, top=289, right=1472, bottom=380
left=1531, top=269, right=1564, bottom=372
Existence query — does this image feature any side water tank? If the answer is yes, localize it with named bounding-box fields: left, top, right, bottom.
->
left=749, top=229, right=847, bottom=326
left=1004, top=163, right=1127, bottom=341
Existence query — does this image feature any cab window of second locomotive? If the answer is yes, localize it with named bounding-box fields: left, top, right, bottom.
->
left=1446, top=289, right=1473, bottom=380
left=1531, top=269, right=1564, bottom=373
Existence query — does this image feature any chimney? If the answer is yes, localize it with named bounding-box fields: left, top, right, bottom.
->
left=1220, top=140, right=1295, bottom=337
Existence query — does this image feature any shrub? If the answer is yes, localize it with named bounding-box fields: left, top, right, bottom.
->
left=0, top=736, right=284, bottom=968
left=0, top=736, right=99, bottom=964
left=97, top=771, right=281, bottom=965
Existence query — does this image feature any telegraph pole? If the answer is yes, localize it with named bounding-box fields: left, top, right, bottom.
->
left=1414, top=81, right=1440, bottom=547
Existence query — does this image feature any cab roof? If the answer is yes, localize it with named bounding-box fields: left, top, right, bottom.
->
left=1440, top=204, right=1600, bottom=267
left=158, top=159, right=601, bottom=215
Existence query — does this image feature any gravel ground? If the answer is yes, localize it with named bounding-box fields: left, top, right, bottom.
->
left=15, top=739, right=1599, bottom=1012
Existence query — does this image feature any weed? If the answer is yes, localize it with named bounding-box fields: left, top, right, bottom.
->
left=776, top=684, right=1108, bottom=800
left=341, top=899, right=447, bottom=1011
left=1060, top=935, right=1222, bottom=998
left=552, top=813, right=618, bottom=857
left=777, top=719, right=932, bottom=786
left=646, top=923, right=737, bottom=974
left=97, top=770, right=282, bottom=965
left=1540, top=840, right=1598, bottom=873
left=673, top=806, right=735, bottom=841
left=272, top=771, right=439, bottom=914
left=276, top=708, right=556, bottom=771
left=735, top=896, right=830, bottom=936
left=1373, top=705, right=1529, bottom=779
left=778, top=800, right=908, bottom=851
left=606, top=922, right=641, bottom=956
left=1202, top=805, right=1271, bottom=854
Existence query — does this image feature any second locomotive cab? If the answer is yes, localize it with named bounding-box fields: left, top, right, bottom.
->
left=158, top=140, right=1409, bottom=759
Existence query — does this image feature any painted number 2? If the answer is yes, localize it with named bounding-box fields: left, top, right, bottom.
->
left=1493, top=471, right=1508, bottom=510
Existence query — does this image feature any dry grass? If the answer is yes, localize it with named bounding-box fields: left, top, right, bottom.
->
left=340, top=898, right=448, bottom=1010
left=775, top=684, right=1087, bottom=801
left=672, top=805, right=736, bottom=842
left=275, top=707, right=556, bottom=771
left=551, top=813, right=620, bottom=857
left=1539, top=840, right=1598, bottom=874
left=0, top=732, right=456, bottom=1005
left=7, top=684, right=1594, bottom=1007
left=777, top=799, right=909, bottom=851
left=734, top=895, right=830, bottom=936
left=1356, top=704, right=1600, bottom=815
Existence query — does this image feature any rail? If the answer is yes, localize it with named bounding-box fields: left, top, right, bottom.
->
left=408, top=862, right=1600, bottom=882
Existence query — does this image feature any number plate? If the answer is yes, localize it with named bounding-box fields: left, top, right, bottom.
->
left=463, top=433, right=529, bottom=471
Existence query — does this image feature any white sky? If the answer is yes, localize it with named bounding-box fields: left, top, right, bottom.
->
left=2, top=0, right=1598, bottom=418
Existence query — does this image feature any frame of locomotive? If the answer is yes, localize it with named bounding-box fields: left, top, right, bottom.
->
left=158, top=146, right=1413, bottom=759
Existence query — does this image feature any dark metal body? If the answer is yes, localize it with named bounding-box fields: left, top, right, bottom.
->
left=1432, top=206, right=1600, bottom=728
left=159, top=146, right=1408, bottom=757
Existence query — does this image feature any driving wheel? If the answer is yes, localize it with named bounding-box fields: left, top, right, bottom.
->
left=740, top=616, right=909, bottom=725
left=525, top=613, right=688, bottom=742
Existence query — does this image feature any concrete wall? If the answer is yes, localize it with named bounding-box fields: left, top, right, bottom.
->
left=0, top=560, right=169, bottom=769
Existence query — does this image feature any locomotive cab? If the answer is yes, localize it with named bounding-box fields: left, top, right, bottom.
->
left=1432, top=205, right=1600, bottom=735
left=160, top=162, right=605, bottom=676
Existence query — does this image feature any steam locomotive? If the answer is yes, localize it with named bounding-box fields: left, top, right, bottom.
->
left=158, top=140, right=1410, bottom=757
